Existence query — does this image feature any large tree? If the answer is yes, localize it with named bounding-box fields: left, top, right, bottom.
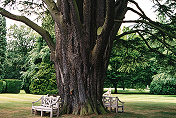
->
left=0, top=0, right=175, bottom=115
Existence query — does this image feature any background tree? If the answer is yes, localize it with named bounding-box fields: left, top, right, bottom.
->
left=0, top=0, right=175, bottom=115
left=105, top=0, right=175, bottom=94
left=0, top=14, right=6, bottom=79
left=3, top=25, right=38, bottom=79
left=21, top=13, right=55, bottom=94
left=106, top=27, right=157, bottom=92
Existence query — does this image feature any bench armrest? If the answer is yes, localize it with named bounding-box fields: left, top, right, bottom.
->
left=118, top=99, right=125, bottom=104
left=32, top=96, right=44, bottom=106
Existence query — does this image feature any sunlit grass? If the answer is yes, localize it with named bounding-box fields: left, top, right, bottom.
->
left=114, top=94, right=176, bottom=118
left=104, top=88, right=150, bottom=94
left=0, top=90, right=42, bottom=118
left=0, top=90, right=176, bottom=118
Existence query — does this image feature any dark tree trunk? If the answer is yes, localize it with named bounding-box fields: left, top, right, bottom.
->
left=113, top=83, right=118, bottom=94
left=48, top=0, right=128, bottom=115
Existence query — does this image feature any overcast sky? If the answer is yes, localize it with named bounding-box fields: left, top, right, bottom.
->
left=6, top=0, right=157, bottom=28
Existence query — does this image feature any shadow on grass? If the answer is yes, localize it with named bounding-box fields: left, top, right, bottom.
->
left=157, top=111, right=176, bottom=116
left=113, top=111, right=176, bottom=118
left=113, top=112, right=147, bottom=118
left=109, top=92, right=151, bottom=95
left=163, top=95, right=176, bottom=97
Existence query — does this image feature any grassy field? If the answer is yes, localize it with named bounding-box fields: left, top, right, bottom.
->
left=0, top=90, right=176, bottom=118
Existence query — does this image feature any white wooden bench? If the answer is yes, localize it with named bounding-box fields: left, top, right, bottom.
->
left=102, top=96, right=125, bottom=113
left=32, top=95, right=62, bottom=118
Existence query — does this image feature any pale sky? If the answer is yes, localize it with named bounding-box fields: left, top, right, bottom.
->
left=123, top=0, right=157, bottom=27
left=126, top=0, right=156, bottom=20
left=6, top=0, right=157, bottom=28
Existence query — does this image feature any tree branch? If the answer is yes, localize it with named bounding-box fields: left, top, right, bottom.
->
left=112, top=0, right=128, bottom=38
left=68, top=0, right=82, bottom=31
left=0, top=7, right=55, bottom=52
left=141, top=30, right=176, bottom=54
left=116, top=29, right=143, bottom=39
left=137, top=31, right=176, bottom=63
left=114, top=19, right=176, bottom=38
left=116, top=28, right=176, bottom=56
left=127, top=7, right=151, bottom=21
left=137, top=32, right=155, bottom=52
left=102, top=0, right=115, bottom=37
left=60, top=0, right=71, bottom=23
left=128, top=0, right=147, bottom=18
left=42, top=0, right=62, bottom=25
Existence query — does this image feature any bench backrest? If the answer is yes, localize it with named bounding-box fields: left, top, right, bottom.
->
left=41, top=96, right=61, bottom=108
left=102, top=96, right=119, bottom=106
left=103, top=88, right=112, bottom=96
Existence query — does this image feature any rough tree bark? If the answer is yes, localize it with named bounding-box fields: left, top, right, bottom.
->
left=50, top=0, right=128, bottom=114
left=0, top=0, right=128, bottom=115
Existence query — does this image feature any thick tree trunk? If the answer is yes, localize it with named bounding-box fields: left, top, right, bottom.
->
left=51, top=23, right=107, bottom=115
left=49, top=0, right=128, bottom=115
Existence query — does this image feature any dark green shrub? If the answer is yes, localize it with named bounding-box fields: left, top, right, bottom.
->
left=29, top=62, right=58, bottom=95
left=150, top=73, right=176, bottom=95
left=0, top=80, right=7, bottom=93
left=4, top=79, right=22, bottom=93
left=21, top=70, right=35, bottom=94
left=0, top=80, right=3, bottom=93
left=2, top=81, right=6, bottom=93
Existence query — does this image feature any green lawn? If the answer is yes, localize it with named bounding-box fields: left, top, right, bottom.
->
left=0, top=90, right=176, bottom=118
left=113, top=94, right=176, bottom=118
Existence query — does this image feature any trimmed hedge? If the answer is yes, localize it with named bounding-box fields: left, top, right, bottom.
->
left=0, top=80, right=3, bottom=93
left=150, top=73, right=176, bottom=95
left=0, top=80, right=6, bottom=93
left=4, top=79, right=22, bottom=93
left=2, top=81, right=6, bottom=92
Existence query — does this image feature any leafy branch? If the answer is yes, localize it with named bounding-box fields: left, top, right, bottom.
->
left=0, top=7, right=55, bottom=52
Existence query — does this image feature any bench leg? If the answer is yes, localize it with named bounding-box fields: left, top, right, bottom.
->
left=122, top=106, right=124, bottom=112
left=50, top=110, right=53, bottom=118
left=41, top=109, right=43, bottom=117
left=31, top=109, right=33, bottom=114
left=116, top=107, right=118, bottom=113
left=56, top=109, right=59, bottom=117
left=34, top=109, right=37, bottom=115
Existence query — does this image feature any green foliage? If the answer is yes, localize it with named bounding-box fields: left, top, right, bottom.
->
left=2, top=81, right=6, bottom=93
left=42, top=13, right=55, bottom=37
left=21, top=13, right=56, bottom=94
left=0, top=80, right=6, bottom=93
left=0, top=14, right=6, bottom=79
left=131, top=0, right=176, bottom=76
left=3, top=79, right=22, bottom=93
left=3, top=24, right=39, bottom=79
left=150, top=73, right=176, bottom=95
left=0, top=80, right=3, bottom=93
left=106, top=27, right=156, bottom=90
left=29, top=62, right=57, bottom=95
left=21, top=44, right=51, bottom=93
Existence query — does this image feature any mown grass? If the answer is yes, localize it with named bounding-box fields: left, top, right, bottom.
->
left=104, top=88, right=150, bottom=94
left=0, top=91, right=42, bottom=118
left=113, top=94, right=176, bottom=118
left=0, top=90, right=176, bottom=118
